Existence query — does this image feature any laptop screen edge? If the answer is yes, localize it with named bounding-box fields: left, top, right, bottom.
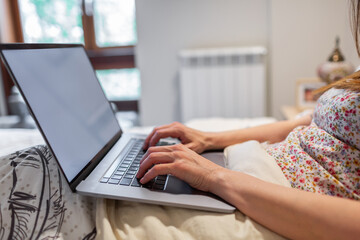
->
left=0, top=43, right=123, bottom=191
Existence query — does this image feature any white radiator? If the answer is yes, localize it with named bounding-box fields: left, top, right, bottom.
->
left=179, top=46, right=267, bottom=122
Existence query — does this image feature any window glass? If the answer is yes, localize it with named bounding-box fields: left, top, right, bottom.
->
left=93, top=0, right=137, bottom=47
left=17, top=0, right=140, bottom=107
left=18, top=0, right=84, bottom=43
left=96, top=68, right=140, bottom=101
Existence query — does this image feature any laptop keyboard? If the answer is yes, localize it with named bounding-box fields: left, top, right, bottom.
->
left=100, top=139, right=170, bottom=191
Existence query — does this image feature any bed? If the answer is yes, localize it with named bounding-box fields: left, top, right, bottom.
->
left=0, top=117, right=289, bottom=240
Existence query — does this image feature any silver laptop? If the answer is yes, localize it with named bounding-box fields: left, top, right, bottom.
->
left=0, top=44, right=235, bottom=213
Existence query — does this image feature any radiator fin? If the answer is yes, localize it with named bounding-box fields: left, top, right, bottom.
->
left=179, top=47, right=267, bottom=122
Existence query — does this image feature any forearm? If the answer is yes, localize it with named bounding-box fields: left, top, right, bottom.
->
left=205, top=115, right=312, bottom=150
left=211, top=170, right=360, bottom=240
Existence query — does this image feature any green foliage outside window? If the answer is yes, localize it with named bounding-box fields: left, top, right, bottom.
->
left=18, top=0, right=140, bottom=101
left=18, top=0, right=84, bottom=43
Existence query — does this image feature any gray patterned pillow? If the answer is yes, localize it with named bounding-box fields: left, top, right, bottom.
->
left=0, top=145, right=96, bottom=240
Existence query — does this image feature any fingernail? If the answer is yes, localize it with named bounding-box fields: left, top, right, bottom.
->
left=140, top=178, right=144, bottom=184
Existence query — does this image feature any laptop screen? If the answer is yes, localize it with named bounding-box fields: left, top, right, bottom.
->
left=1, top=46, right=121, bottom=183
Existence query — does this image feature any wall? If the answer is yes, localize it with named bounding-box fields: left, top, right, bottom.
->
left=136, top=0, right=359, bottom=125
left=270, top=0, right=360, bottom=118
left=136, top=0, right=269, bottom=125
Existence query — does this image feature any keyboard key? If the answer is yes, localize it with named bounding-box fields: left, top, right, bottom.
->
left=108, top=179, right=120, bottom=184
left=153, top=183, right=165, bottom=190
left=124, top=174, right=135, bottom=179
left=111, top=175, right=122, bottom=180
left=131, top=178, right=141, bottom=187
left=142, top=179, right=155, bottom=189
left=120, top=178, right=132, bottom=186
left=156, top=179, right=166, bottom=184
left=127, top=170, right=137, bottom=175
left=105, top=138, right=173, bottom=187
left=157, top=175, right=167, bottom=181
left=100, top=177, right=109, bottom=183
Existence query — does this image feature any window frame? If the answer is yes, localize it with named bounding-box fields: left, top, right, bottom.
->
left=1, top=0, right=138, bottom=113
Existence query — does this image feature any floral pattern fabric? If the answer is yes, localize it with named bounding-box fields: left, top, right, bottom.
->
left=266, top=88, right=360, bottom=199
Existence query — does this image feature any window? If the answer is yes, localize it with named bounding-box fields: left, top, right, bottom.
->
left=96, top=68, right=140, bottom=101
left=3, top=0, right=140, bottom=112
left=18, top=0, right=84, bottom=44
left=93, top=0, right=137, bottom=47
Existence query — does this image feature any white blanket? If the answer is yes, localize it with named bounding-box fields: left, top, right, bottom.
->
left=95, top=141, right=289, bottom=240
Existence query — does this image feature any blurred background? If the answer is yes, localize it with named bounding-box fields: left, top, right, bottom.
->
left=0, top=0, right=358, bottom=128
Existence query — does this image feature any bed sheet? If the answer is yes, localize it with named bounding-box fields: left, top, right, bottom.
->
left=95, top=141, right=288, bottom=240
left=0, top=129, right=44, bottom=157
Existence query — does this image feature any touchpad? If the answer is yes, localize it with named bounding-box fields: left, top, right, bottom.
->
left=162, top=152, right=225, bottom=194
left=164, top=175, right=193, bottom=194
left=201, top=152, right=226, bottom=167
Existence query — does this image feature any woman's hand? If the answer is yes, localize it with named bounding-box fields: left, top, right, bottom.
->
left=143, top=122, right=211, bottom=154
left=136, top=144, right=225, bottom=192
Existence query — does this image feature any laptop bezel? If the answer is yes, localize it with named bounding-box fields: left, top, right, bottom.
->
left=0, top=43, right=123, bottom=191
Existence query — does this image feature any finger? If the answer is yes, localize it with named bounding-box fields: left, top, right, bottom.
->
left=140, top=145, right=174, bottom=164
left=148, top=128, right=183, bottom=148
left=139, top=163, right=174, bottom=184
left=143, top=128, right=158, bottom=150
left=143, top=123, right=175, bottom=149
left=137, top=152, right=174, bottom=178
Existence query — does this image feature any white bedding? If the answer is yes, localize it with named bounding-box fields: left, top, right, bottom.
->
left=0, top=128, right=44, bottom=157
left=95, top=141, right=288, bottom=240
left=0, top=117, right=277, bottom=157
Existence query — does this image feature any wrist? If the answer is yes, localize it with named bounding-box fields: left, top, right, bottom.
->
left=208, top=169, right=255, bottom=211
left=208, top=168, right=233, bottom=195
left=203, top=132, right=222, bottom=151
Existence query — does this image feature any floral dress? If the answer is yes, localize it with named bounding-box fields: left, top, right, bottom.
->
left=266, top=88, right=360, bottom=199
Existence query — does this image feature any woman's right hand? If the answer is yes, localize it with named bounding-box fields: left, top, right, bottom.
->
left=143, top=122, right=211, bottom=154
left=137, top=144, right=225, bottom=192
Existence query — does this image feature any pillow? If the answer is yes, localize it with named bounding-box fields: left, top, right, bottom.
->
left=0, top=145, right=96, bottom=239
left=224, top=140, right=291, bottom=187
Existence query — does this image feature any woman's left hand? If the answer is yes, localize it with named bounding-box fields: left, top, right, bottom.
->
left=136, top=144, right=224, bottom=192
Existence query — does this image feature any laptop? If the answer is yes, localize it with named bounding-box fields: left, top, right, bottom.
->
left=0, top=44, right=235, bottom=213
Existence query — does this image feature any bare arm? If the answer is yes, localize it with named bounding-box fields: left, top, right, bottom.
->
left=137, top=144, right=360, bottom=240
left=144, top=114, right=312, bottom=153
left=205, top=114, right=312, bottom=150
left=212, top=169, right=360, bottom=240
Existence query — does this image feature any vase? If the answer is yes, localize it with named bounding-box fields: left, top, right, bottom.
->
left=317, top=37, right=354, bottom=84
